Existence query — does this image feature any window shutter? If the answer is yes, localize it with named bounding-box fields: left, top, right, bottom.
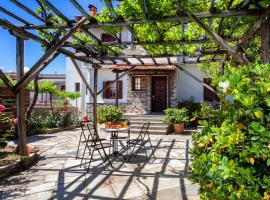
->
left=203, top=78, right=218, bottom=102
left=103, top=81, right=110, bottom=98
left=118, top=81, right=123, bottom=99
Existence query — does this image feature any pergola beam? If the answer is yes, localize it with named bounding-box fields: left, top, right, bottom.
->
left=40, top=0, right=70, bottom=24
left=0, top=6, right=30, bottom=25
left=0, top=69, right=14, bottom=92
left=186, top=10, right=250, bottom=65
left=19, top=9, right=261, bottom=30
left=70, top=58, right=94, bottom=97
left=175, top=64, right=217, bottom=94
left=16, top=36, right=27, bottom=159
left=97, top=66, right=137, bottom=96
left=13, top=17, right=87, bottom=91
left=9, top=0, right=44, bottom=22
left=78, top=37, right=237, bottom=47
left=0, top=19, right=104, bottom=65
left=78, top=50, right=226, bottom=60
left=260, top=14, right=270, bottom=63
left=238, top=6, right=270, bottom=45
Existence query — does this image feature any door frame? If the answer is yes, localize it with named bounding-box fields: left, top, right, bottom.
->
left=151, top=75, right=169, bottom=112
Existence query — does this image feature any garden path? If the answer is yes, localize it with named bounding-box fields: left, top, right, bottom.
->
left=0, top=128, right=199, bottom=200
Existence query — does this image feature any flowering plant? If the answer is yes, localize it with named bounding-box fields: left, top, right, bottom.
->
left=0, top=104, right=16, bottom=141
left=189, top=65, right=270, bottom=199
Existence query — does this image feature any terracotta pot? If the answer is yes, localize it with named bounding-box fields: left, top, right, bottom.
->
left=173, top=123, right=185, bottom=134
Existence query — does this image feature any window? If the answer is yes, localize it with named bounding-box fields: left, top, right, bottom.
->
left=101, top=33, right=116, bottom=42
left=75, top=82, right=80, bottom=92
left=103, top=81, right=123, bottom=99
left=132, top=76, right=147, bottom=91
left=61, top=85, right=65, bottom=91
left=203, top=78, right=219, bottom=102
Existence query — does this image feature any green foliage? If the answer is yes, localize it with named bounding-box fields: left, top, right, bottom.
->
left=189, top=64, right=270, bottom=199
left=97, top=106, right=123, bottom=123
left=29, top=108, right=80, bottom=133
left=28, top=81, right=81, bottom=101
left=0, top=75, right=16, bottom=87
left=35, top=1, right=265, bottom=61
left=28, top=115, right=45, bottom=133
left=191, top=102, right=218, bottom=123
left=178, top=97, right=201, bottom=125
left=0, top=112, right=15, bottom=142
left=56, top=90, right=81, bottom=100
left=163, top=108, right=189, bottom=125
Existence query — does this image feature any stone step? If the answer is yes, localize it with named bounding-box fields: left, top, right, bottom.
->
left=128, top=121, right=165, bottom=126
left=123, top=115, right=164, bottom=120
left=119, top=128, right=167, bottom=135
left=130, top=124, right=167, bottom=131
left=125, top=118, right=163, bottom=123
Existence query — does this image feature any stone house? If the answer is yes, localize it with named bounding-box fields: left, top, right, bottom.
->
left=65, top=4, right=218, bottom=115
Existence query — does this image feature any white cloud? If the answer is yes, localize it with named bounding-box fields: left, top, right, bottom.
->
left=24, top=66, right=30, bottom=72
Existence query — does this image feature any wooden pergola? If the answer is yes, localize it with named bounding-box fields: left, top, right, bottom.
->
left=0, top=0, right=269, bottom=158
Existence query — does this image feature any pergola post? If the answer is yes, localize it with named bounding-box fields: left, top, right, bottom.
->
left=16, top=37, right=27, bottom=159
left=115, top=71, right=119, bottom=108
left=93, top=65, right=100, bottom=127
left=261, top=15, right=270, bottom=64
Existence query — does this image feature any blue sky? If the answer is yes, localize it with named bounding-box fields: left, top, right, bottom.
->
left=0, top=0, right=117, bottom=74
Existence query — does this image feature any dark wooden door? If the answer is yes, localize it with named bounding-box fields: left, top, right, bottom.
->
left=151, top=76, right=167, bottom=112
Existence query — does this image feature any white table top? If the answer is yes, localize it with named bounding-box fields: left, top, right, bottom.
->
left=104, top=127, right=130, bottom=132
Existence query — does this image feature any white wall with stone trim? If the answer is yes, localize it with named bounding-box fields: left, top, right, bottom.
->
left=176, top=64, right=209, bottom=102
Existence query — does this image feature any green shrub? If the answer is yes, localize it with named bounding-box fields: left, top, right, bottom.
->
left=178, top=97, right=201, bottom=115
left=0, top=110, right=16, bottom=141
left=188, top=64, right=270, bottom=199
left=29, top=115, right=45, bottom=133
left=97, top=105, right=123, bottom=123
left=163, top=108, right=189, bottom=125
left=191, top=102, right=220, bottom=125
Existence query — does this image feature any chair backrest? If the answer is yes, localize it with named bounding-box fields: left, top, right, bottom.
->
left=137, top=122, right=150, bottom=140
left=86, top=120, right=101, bottom=141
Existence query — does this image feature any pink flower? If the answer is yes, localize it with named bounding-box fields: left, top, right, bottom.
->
left=0, top=105, right=6, bottom=112
left=13, top=118, right=18, bottom=125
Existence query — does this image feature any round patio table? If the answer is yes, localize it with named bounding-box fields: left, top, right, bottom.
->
left=104, top=127, right=130, bottom=160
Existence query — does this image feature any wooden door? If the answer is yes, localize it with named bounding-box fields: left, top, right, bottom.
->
left=151, top=76, right=167, bottom=112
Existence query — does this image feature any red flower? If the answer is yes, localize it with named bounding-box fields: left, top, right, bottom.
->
left=13, top=118, right=18, bottom=125
left=0, top=105, right=6, bottom=112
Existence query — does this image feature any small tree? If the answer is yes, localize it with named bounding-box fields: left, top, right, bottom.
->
left=189, top=64, right=270, bottom=199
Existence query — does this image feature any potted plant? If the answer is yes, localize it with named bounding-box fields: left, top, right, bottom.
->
left=163, top=108, right=189, bottom=134
left=97, top=106, right=123, bottom=127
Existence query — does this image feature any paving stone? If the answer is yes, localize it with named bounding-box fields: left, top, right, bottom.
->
left=1, top=129, right=199, bottom=199
left=87, top=185, right=116, bottom=199
left=18, top=191, right=53, bottom=200
left=24, top=182, right=56, bottom=195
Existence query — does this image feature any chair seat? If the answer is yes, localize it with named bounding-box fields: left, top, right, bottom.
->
left=110, top=136, right=127, bottom=140
left=82, top=138, right=106, bottom=143
left=94, top=143, right=113, bottom=150
left=127, top=139, right=147, bottom=145
left=86, top=142, right=112, bottom=149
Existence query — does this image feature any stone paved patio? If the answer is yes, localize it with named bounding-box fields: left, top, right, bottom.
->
left=0, top=128, right=199, bottom=200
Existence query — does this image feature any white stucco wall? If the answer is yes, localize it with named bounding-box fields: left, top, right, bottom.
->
left=88, top=68, right=128, bottom=104
left=176, top=64, right=209, bottom=102
left=66, top=57, right=90, bottom=114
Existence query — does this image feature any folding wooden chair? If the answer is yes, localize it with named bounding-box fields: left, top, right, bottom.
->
left=80, top=121, right=113, bottom=172
left=127, top=122, right=155, bottom=162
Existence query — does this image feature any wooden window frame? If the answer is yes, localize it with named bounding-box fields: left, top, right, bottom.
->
left=103, top=80, right=123, bottom=99
left=75, top=82, right=80, bottom=92
left=132, top=76, right=147, bottom=91
left=203, top=78, right=219, bottom=102
left=101, top=33, right=117, bottom=42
